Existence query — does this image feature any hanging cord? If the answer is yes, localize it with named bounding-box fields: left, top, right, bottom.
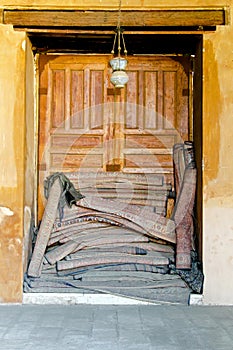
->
left=121, top=31, right=127, bottom=56
left=117, top=27, right=121, bottom=57
left=117, top=0, right=123, bottom=57
left=111, top=0, right=127, bottom=57
left=117, top=0, right=122, bottom=28
left=111, top=32, right=117, bottom=55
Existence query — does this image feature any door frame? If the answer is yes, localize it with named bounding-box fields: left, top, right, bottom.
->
left=31, top=32, right=203, bottom=260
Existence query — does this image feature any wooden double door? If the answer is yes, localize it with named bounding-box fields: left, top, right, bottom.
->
left=38, top=54, right=190, bottom=219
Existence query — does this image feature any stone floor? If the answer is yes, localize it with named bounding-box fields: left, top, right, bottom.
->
left=0, top=304, right=232, bottom=350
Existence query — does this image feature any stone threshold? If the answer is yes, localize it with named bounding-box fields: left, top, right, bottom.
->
left=23, top=293, right=203, bottom=305
left=23, top=293, right=155, bottom=305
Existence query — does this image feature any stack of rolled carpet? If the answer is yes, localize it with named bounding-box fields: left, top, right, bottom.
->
left=24, top=171, right=191, bottom=304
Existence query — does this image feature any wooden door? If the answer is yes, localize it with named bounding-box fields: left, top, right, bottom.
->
left=38, top=55, right=190, bottom=220
left=113, top=56, right=189, bottom=179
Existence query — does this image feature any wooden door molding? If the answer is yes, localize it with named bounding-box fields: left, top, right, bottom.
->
left=2, top=8, right=226, bottom=28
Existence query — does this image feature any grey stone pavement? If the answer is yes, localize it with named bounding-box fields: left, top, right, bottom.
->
left=0, top=304, right=233, bottom=350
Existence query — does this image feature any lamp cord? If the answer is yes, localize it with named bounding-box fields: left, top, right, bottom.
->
left=117, top=0, right=122, bottom=28
left=111, top=0, right=128, bottom=57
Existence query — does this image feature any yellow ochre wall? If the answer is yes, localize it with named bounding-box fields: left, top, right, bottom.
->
left=0, top=25, right=25, bottom=302
left=0, top=0, right=233, bottom=304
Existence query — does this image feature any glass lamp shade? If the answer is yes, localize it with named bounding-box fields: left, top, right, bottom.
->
left=110, top=70, right=129, bottom=88
left=110, top=57, right=128, bottom=88
left=109, top=57, right=128, bottom=71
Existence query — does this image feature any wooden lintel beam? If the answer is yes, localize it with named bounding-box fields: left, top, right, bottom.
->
left=18, top=28, right=215, bottom=35
left=3, top=9, right=225, bottom=28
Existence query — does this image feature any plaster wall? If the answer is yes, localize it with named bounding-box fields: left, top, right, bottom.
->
left=0, top=25, right=26, bottom=302
left=0, top=0, right=233, bottom=304
left=202, top=24, right=233, bottom=304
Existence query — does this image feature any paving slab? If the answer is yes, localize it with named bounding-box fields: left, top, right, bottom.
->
left=0, top=305, right=232, bottom=350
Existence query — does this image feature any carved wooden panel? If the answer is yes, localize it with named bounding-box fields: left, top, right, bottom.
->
left=121, top=57, right=189, bottom=182
left=38, top=56, right=107, bottom=219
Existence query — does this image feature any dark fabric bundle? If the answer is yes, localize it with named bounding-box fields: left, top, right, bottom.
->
left=44, top=172, right=84, bottom=220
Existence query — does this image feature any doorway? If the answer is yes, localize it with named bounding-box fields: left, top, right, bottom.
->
left=24, top=33, right=203, bottom=300
left=31, top=32, right=202, bottom=261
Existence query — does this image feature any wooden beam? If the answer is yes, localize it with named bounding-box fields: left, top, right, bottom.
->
left=17, top=28, right=216, bottom=35
left=3, top=9, right=225, bottom=28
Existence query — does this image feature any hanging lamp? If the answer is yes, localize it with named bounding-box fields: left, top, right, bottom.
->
left=109, top=0, right=129, bottom=88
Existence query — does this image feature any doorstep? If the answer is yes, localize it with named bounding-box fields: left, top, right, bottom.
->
left=23, top=292, right=203, bottom=305
left=23, top=292, right=155, bottom=305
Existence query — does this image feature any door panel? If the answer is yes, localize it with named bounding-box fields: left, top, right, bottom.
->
left=121, top=57, right=189, bottom=180
left=38, top=54, right=190, bottom=220
left=38, top=56, right=108, bottom=219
